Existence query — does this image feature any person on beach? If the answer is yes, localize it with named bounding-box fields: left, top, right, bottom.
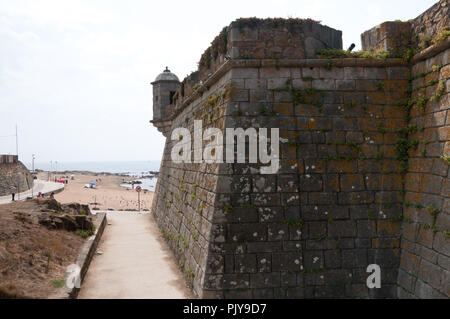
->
left=11, top=186, right=16, bottom=201
left=49, top=192, right=55, bottom=199
left=37, top=192, right=42, bottom=198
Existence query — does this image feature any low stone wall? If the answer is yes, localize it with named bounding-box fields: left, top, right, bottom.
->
left=0, top=161, right=33, bottom=196
left=54, top=212, right=107, bottom=299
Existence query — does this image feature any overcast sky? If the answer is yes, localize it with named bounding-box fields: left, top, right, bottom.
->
left=0, top=0, right=437, bottom=163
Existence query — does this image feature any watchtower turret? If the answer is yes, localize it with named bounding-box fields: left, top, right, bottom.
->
left=151, top=67, right=180, bottom=122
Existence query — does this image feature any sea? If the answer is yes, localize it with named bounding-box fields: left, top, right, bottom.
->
left=24, top=160, right=161, bottom=191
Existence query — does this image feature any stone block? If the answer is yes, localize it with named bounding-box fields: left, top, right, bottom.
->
left=235, top=254, right=257, bottom=273
left=229, top=223, right=267, bottom=242
left=250, top=273, right=280, bottom=288
left=357, top=220, right=377, bottom=238
left=328, top=220, right=356, bottom=238
left=272, top=252, right=304, bottom=271
left=324, top=250, right=342, bottom=268
left=342, top=249, right=367, bottom=267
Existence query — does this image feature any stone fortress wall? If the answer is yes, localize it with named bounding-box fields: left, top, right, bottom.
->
left=151, top=0, right=449, bottom=298
left=397, top=28, right=449, bottom=299
left=0, top=155, right=34, bottom=196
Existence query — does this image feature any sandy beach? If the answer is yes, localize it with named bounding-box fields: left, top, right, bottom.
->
left=37, top=172, right=155, bottom=211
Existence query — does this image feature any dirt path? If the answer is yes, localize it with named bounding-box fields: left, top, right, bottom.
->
left=78, top=212, right=194, bottom=299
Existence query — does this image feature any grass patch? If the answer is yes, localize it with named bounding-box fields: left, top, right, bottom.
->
left=316, top=49, right=391, bottom=59
left=51, top=279, right=66, bottom=288
left=74, top=229, right=95, bottom=238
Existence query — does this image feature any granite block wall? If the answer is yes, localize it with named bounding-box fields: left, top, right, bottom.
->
left=151, top=71, right=233, bottom=297
left=197, top=19, right=342, bottom=86
left=0, top=161, right=33, bottom=196
left=207, top=60, right=410, bottom=299
left=410, top=0, right=449, bottom=49
left=151, top=2, right=449, bottom=298
left=152, top=58, right=414, bottom=298
left=361, top=21, right=411, bottom=55
left=361, top=0, right=449, bottom=54
left=397, top=45, right=449, bottom=299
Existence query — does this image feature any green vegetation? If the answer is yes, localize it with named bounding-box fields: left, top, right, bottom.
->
left=51, top=279, right=66, bottom=288
left=284, top=219, right=304, bottom=228
left=418, top=35, right=432, bottom=50
left=402, top=47, right=417, bottom=63
left=233, top=17, right=310, bottom=32
left=409, top=65, right=441, bottom=81
left=316, top=48, right=391, bottom=59
left=326, top=58, right=333, bottom=70
left=376, top=81, right=384, bottom=91
left=270, top=78, right=324, bottom=111
left=441, top=154, right=450, bottom=165
left=377, top=122, right=387, bottom=134
left=426, top=206, right=440, bottom=231
left=432, top=81, right=445, bottom=101
left=376, top=150, right=384, bottom=161
left=391, top=215, right=404, bottom=222
left=178, top=234, right=188, bottom=248
left=224, top=205, right=233, bottom=213
left=412, top=93, right=428, bottom=112
left=397, top=124, right=423, bottom=135
left=394, top=138, right=419, bottom=172
left=259, top=106, right=266, bottom=115
left=432, top=26, right=450, bottom=44
left=421, top=149, right=427, bottom=157
left=14, top=215, right=31, bottom=223
left=74, top=228, right=95, bottom=238
left=344, top=101, right=355, bottom=108
left=200, top=47, right=212, bottom=68
left=323, top=154, right=355, bottom=162
left=205, top=94, right=219, bottom=107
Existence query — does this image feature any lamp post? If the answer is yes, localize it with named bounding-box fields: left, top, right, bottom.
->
left=31, top=154, right=35, bottom=198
